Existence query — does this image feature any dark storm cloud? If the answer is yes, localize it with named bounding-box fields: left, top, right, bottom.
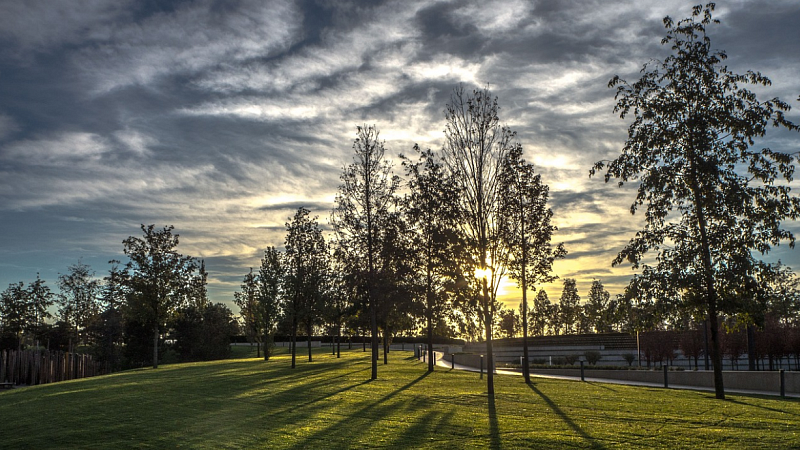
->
left=1, top=0, right=798, bottom=309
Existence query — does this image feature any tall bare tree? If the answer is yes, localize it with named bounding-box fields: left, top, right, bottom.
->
left=441, top=86, right=515, bottom=396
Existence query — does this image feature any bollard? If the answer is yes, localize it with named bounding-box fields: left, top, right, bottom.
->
left=451, top=354, right=455, bottom=369
left=780, top=369, right=785, bottom=398
left=480, top=355, right=484, bottom=379
left=580, top=360, right=585, bottom=382
left=663, top=365, right=669, bottom=388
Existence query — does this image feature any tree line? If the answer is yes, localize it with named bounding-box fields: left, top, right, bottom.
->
left=0, top=225, right=238, bottom=372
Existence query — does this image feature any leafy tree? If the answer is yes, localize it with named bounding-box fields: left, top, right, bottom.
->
left=499, top=144, right=566, bottom=382
left=558, top=279, right=581, bottom=335
left=234, top=269, right=261, bottom=356
left=401, top=146, right=464, bottom=372
left=585, top=280, right=613, bottom=333
left=1, top=282, right=29, bottom=350
left=593, top=4, right=799, bottom=398
left=57, top=261, right=100, bottom=352
left=123, top=224, right=197, bottom=369
left=441, top=86, right=515, bottom=396
left=332, top=125, right=399, bottom=380
left=531, top=289, right=552, bottom=336
left=497, top=306, right=519, bottom=339
left=285, top=208, right=328, bottom=366
left=257, top=247, right=284, bottom=360
left=173, top=303, right=238, bottom=361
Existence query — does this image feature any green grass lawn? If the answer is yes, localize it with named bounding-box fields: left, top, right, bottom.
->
left=1, top=347, right=798, bottom=449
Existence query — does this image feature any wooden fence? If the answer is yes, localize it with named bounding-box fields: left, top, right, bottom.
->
left=0, top=349, right=99, bottom=387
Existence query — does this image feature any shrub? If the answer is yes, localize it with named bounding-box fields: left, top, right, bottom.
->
left=623, top=353, right=637, bottom=366
left=584, top=350, right=602, bottom=365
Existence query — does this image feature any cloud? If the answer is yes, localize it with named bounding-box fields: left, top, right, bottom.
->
left=0, top=0, right=798, bottom=311
left=0, top=113, right=20, bottom=141
left=70, top=0, right=303, bottom=93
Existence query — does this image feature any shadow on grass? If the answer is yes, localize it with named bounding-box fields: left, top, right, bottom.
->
left=288, top=371, right=432, bottom=449
left=726, top=398, right=800, bottom=417
left=586, top=382, right=618, bottom=392
left=527, top=383, right=606, bottom=449
left=488, top=395, right=501, bottom=449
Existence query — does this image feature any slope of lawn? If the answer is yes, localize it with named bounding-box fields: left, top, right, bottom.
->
left=1, top=346, right=799, bottom=449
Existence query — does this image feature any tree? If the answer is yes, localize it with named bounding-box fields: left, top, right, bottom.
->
left=1, top=282, right=29, bottom=350
left=499, top=144, right=566, bottom=382
left=123, top=224, right=197, bottom=369
left=401, top=146, right=464, bottom=372
left=285, top=208, right=328, bottom=366
left=558, top=279, right=581, bottom=335
left=585, top=280, right=613, bottom=333
left=173, top=303, right=238, bottom=362
left=593, top=4, right=799, bottom=399
left=332, top=125, right=399, bottom=380
left=257, top=247, right=284, bottom=361
left=234, top=269, right=261, bottom=356
left=441, top=86, right=515, bottom=396
left=57, top=261, right=100, bottom=353
left=497, top=306, right=519, bottom=339
left=531, top=289, right=552, bottom=336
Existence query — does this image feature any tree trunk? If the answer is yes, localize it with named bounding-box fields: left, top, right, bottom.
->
left=689, top=143, right=724, bottom=399
left=383, top=330, right=388, bottom=365
left=482, top=276, right=495, bottom=396
left=370, top=296, right=378, bottom=379
left=747, top=325, right=756, bottom=371
left=427, top=307, right=434, bottom=372
left=291, top=315, right=297, bottom=369
left=521, top=276, right=530, bottom=384
left=307, top=322, right=313, bottom=362
left=152, top=326, right=159, bottom=369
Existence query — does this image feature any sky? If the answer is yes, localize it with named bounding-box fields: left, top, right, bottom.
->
left=1, top=0, right=799, bottom=314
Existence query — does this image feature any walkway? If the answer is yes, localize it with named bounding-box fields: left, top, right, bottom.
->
left=420, top=351, right=799, bottom=399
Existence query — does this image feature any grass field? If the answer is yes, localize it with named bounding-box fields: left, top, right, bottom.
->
left=1, top=346, right=799, bottom=449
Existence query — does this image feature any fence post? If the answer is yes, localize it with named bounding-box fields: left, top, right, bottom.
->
left=780, top=369, right=785, bottom=398
left=451, top=354, right=455, bottom=369
left=480, top=355, right=484, bottom=379
left=580, top=360, right=585, bottom=382
left=663, top=365, right=669, bottom=388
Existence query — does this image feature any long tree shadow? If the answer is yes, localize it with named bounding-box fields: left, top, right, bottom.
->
left=289, top=371, right=432, bottom=449
left=527, top=383, right=606, bottom=449
left=488, top=395, right=501, bottom=449
left=726, top=398, right=800, bottom=417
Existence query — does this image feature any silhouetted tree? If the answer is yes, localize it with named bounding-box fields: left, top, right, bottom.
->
left=531, top=289, right=552, bottom=336
left=332, top=125, right=399, bottom=380
left=558, top=279, right=581, bottom=335
left=57, top=261, right=100, bottom=353
left=257, top=247, right=284, bottom=360
left=234, top=269, right=261, bottom=355
left=441, top=86, right=515, bottom=396
left=585, top=280, right=613, bottom=333
left=499, top=144, right=565, bottom=382
left=401, top=146, right=464, bottom=372
left=592, top=4, right=799, bottom=398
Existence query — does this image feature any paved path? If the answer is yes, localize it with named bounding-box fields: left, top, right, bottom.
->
left=420, top=350, right=799, bottom=399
